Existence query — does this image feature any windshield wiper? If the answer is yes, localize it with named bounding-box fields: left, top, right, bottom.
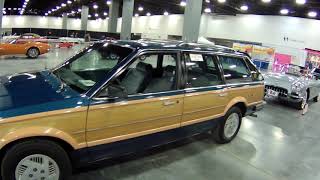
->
left=55, top=72, right=67, bottom=93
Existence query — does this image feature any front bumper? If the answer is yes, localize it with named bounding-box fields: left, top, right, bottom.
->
left=278, top=94, right=303, bottom=103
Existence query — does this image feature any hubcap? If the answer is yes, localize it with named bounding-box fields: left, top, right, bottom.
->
left=224, top=113, right=240, bottom=138
left=29, top=49, right=38, bottom=58
left=15, top=154, right=60, bottom=180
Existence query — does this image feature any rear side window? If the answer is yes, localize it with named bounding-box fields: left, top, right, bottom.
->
left=219, top=56, right=252, bottom=83
left=184, top=53, right=223, bottom=88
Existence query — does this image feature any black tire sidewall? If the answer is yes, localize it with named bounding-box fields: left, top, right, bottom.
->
left=1, top=140, right=72, bottom=180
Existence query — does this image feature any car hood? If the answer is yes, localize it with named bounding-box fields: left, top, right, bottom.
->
left=264, top=72, right=304, bottom=91
left=0, top=71, right=86, bottom=118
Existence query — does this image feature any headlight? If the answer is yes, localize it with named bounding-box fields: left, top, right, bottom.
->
left=292, top=82, right=304, bottom=92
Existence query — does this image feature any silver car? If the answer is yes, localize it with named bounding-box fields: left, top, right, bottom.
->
left=264, top=64, right=320, bottom=109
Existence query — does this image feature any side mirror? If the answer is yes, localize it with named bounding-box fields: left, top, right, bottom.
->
left=96, top=84, right=128, bottom=101
left=251, top=71, right=264, bottom=81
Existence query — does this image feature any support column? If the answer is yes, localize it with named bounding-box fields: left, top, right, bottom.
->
left=120, top=0, right=134, bottom=40
left=62, top=13, right=68, bottom=29
left=108, top=0, right=120, bottom=33
left=81, top=6, right=89, bottom=31
left=0, top=0, right=5, bottom=38
left=182, top=0, right=203, bottom=43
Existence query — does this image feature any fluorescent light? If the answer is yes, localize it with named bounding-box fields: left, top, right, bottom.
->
left=280, top=9, right=289, bottom=15
left=296, top=0, right=306, bottom=5
left=61, top=3, right=66, bottom=7
left=104, top=12, right=108, bottom=16
left=67, top=0, right=72, bottom=4
left=308, top=11, right=317, bottom=18
left=164, top=11, right=169, bottom=16
left=146, top=12, right=151, bottom=16
left=205, top=0, right=210, bottom=3
left=95, top=13, right=99, bottom=17
left=138, top=6, right=144, bottom=11
left=93, top=4, right=98, bottom=9
left=204, top=8, right=211, bottom=13
left=218, top=0, right=226, bottom=3
left=262, top=0, right=271, bottom=3
left=240, top=5, right=248, bottom=11
left=135, top=13, right=139, bottom=17
left=107, top=0, right=112, bottom=5
left=180, top=1, right=187, bottom=7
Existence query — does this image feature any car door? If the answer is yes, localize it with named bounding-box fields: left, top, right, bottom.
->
left=181, top=52, right=228, bottom=127
left=5, top=41, right=27, bottom=55
left=86, top=51, right=184, bottom=159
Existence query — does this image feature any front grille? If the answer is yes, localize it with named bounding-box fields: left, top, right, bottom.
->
left=265, top=85, right=288, bottom=97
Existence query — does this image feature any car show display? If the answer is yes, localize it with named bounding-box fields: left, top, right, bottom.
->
left=0, top=38, right=51, bottom=58
left=264, top=64, right=320, bottom=109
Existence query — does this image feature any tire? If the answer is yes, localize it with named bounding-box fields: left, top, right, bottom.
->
left=213, top=107, right=242, bottom=144
left=27, top=48, right=40, bottom=59
left=293, top=91, right=308, bottom=110
left=313, top=96, right=319, bottom=102
left=1, top=139, right=72, bottom=180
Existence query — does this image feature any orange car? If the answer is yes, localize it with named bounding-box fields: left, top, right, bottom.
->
left=0, top=39, right=51, bottom=58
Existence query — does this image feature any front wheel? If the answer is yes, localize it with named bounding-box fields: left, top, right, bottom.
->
left=293, top=91, right=308, bottom=110
left=213, top=107, right=242, bottom=144
left=1, top=139, right=72, bottom=180
left=27, top=48, right=40, bottom=59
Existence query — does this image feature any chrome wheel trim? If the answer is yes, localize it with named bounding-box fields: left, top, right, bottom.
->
left=28, top=49, right=38, bottom=58
left=15, top=154, right=60, bottom=180
left=224, top=113, right=240, bottom=139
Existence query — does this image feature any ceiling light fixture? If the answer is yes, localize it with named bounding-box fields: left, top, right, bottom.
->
left=93, top=4, right=98, bottom=9
left=138, top=6, right=144, bottom=11
left=262, top=0, right=271, bottom=3
left=180, top=1, right=187, bottom=7
left=135, top=13, right=139, bottom=17
left=217, top=0, right=226, bottom=3
left=308, top=11, right=317, bottom=18
left=280, top=8, right=289, bottom=15
left=164, top=11, right=169, bottom=16
left=240, top=5, right=248, bottom=11
left=146, top=12, right=151, bottom=16
left=204, top=8, right=212, bottom=13
left=296, top=0, right=306, bottom=5
left=104, top=12, right=108, bottom=16
left=107, top=0, right=112, bottom=5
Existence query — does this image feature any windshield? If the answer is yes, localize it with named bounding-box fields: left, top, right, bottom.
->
left=280, top=64, right=304, bottom=77
left=53, top=43, right=134, bottom=94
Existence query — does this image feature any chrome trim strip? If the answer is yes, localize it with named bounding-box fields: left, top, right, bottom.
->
left=86, top=114, right=181, bottom=133
left=183, top=105, right=226, bottom=115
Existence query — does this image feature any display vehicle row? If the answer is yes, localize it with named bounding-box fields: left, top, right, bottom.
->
left=0, top=40, right=265, bottom=180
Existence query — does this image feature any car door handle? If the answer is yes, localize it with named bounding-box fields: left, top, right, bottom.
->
left=163, top=100, right=177, bottom=106
left=218, top=93, right=228, bottom=97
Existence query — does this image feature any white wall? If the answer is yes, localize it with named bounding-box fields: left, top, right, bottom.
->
left=3, top=14, right=320, bottom=51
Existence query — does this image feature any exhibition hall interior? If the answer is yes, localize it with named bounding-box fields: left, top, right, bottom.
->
left=0, top=0, right=320, bottom=180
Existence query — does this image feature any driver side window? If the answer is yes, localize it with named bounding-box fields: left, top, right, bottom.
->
left=99, top=52, right=178, bottom=99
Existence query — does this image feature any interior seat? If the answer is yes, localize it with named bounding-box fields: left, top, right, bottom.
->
left=144, top=65, right=176, bottom=93
left=121, top=62, right=153, bottom=95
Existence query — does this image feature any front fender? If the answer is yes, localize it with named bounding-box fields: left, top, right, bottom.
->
left=0, top=126, right=87, bottom=150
